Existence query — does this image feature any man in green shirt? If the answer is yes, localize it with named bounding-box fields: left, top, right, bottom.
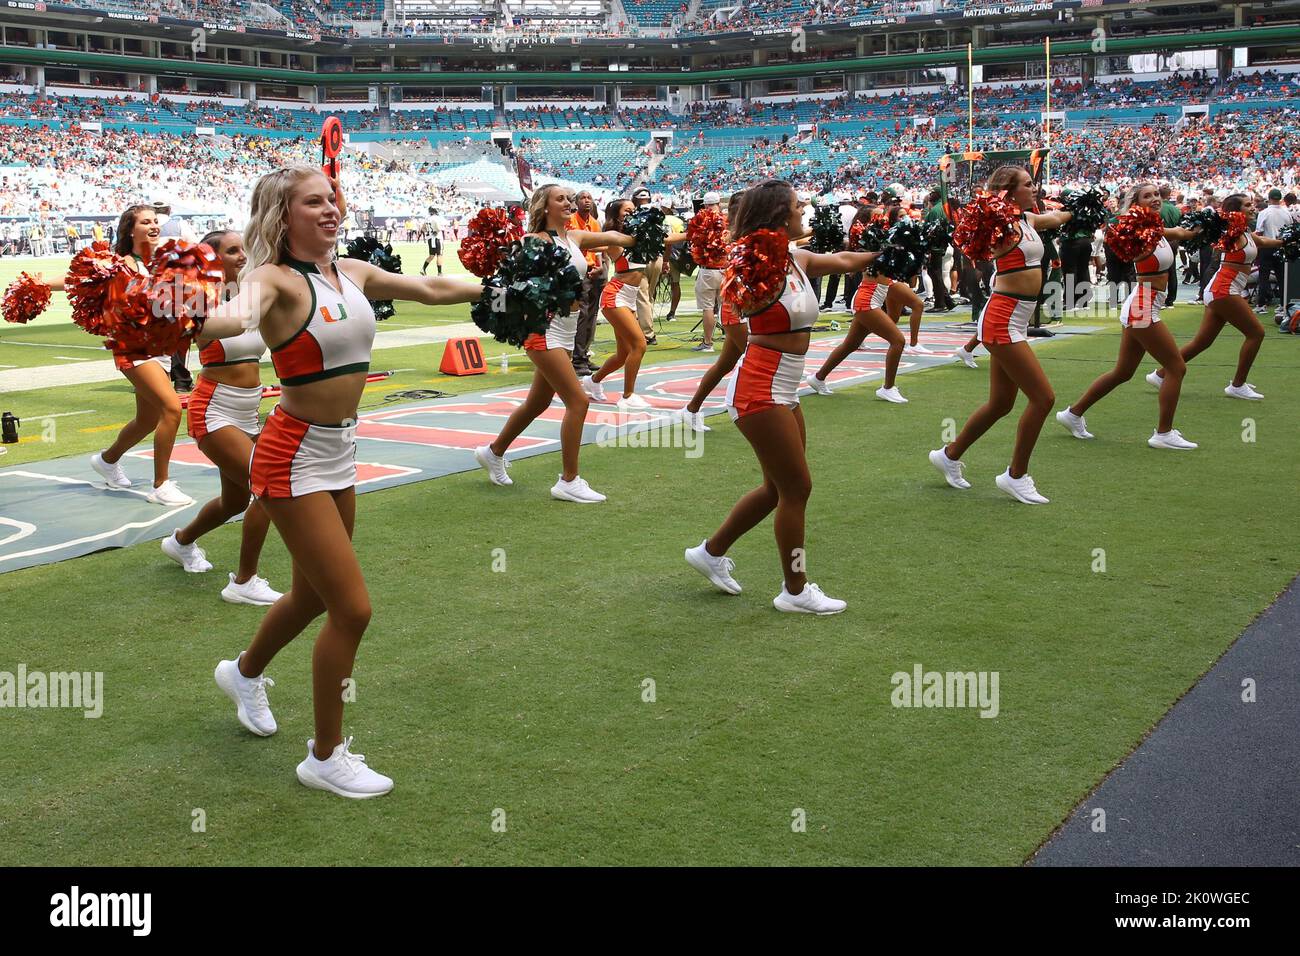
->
left=923, top=189, right=954, bottom=311
left=1159, top=185, right=1182, bottom=304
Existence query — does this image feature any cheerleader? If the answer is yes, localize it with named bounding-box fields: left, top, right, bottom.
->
left=87, top=205, right=193, bottom=506
left=1149, top=193, right=1277, bottom=400
left=580, top=198, right=688, bottom=410
left=202, top=165, right=484, bottom=798
left=684, top=179, right=876, bottom=615
left=1057, top=183, right=1203, bottom=449
left=159, top=230, right=282, bottom=603
left=886, top=280, right=935, bottom=356
left=811, top=265, right=928, bottom=405
left=928, top=166, right=1073, bottom=504
left=678, top=189, right=745, bottom=434
left=882, top=206, right=935, bottom=360
left=475, top=184, right=637, bottom=502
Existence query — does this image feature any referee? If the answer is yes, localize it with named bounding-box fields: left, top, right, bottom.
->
left=422, top=207, right=445, bottom=276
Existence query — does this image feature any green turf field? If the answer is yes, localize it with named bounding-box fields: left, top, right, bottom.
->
left=1, top=251, right=1297, bottom=865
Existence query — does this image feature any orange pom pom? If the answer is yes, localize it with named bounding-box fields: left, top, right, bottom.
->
left=722, top=229, right=789, bottom=314
left=1215, top=211, right=1248, bottom=252
left=103, top=240, right=221, bottom=355
left=953, top=195, right=1021, bottom=261
left=687, top=207, right=728, bottom=268
left=459, top=208, right=523, bottom=278
left=2, top=272, right=52, bottom=325
left=1105, top=205, right=1165, bottom=262
left=65, top=241, right=128, bottom=337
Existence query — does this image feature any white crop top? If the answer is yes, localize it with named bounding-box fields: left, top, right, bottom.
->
left=745, top=257, right=818, bottom=334
left=200, top=328, right=266, bottom=367
left=994, top=216, right=1044, bottom=276
left=271, top=258, right=377, bottom=387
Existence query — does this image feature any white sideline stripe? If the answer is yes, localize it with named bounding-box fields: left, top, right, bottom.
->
left=29, top=410, right=96, bottom=419
left=54, top=355, right=92, bottom=362
left=2, top=341, right=105, bottom=350
left=0, top=470, right=188, bottom=562
left=0, top=516, right=36, bottom=548
left=0, top=321, right=487, bottom=394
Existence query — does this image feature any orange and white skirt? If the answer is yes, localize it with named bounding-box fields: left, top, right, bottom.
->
left=725, top=342, right=803, bottom=421
left=977, top=291, right=1037, bottom=345
left=249, top=405, right=356, bottom=499
left=187, top=376, right=262, bottom=442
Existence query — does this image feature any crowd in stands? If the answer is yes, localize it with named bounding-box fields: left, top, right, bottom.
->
left=644, top=104, right=1300, bottom=201
left=3, top=69, right=1298, bottom=140
left=4, top=79, right=1300, bottom=235
left=517, top=136, right=648, bottom=191
left=0, top=125, right=478, bottom=229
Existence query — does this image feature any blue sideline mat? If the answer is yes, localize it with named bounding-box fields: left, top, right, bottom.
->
left=0, top=325, right=1096, bottom=573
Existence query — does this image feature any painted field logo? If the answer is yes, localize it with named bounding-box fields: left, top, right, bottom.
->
left=890, top=664, right=999, bottom=718
left=0, top=665, right=103, bottom=718
left=50, top=886, right=151, bottom=936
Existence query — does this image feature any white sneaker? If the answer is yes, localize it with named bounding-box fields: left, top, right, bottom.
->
left=551, top=474, right=606, bottom=503
left=474, top=444, right=513, bottom=486
left=147, top=480, right=194, bottom=507
left=1148, top=429, right=1198, bottom=450
left=875, top=386, right=908, bottom=404
left=1056, top=408, right=1094, bottom=440
left=806, top=374, right=834, bottom=396
left=214, top=654, right=277, bottom=737
left=773, top=582, right=846, bottom=615
left=619, top=393, right=651, bottom=409
left=1225, top=382, right=1264, bottom=400
left=955, top=347, right=979, bottom=369
left=161, top=530, right=212, bottom=573
left=684, top=540, right=741, bottom=594
left=995, top=468, right=1050, bottom=504
left=691, top=342, right=715, bottom=352
left=296, top=737, right=393, bottom=799
left=580, top=374, right=608, bottom=402
left=677, top=407, right=711, bottom=433
left=221, top=573, right=283, bottom=606
left=1145, top=370, right=1164, bottom=390
left=928, top=447, right=971, bottom=489
left=91, top=452, right=132, bottom=489
left=905, top=343, right=934, bottom=354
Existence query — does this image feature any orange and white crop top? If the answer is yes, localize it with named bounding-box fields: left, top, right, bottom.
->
left=745, top=257, right=818, bottom=334
left=1135, top=237, right=1174, bottom=276
left=548, top=230, right=588, bottom=279
left=200, top=328, right=266, bottom=367
left=1223, top=232, right=1257, bottom=266
left=271, top=258, right=376, bottom=387
left=994, top=216, right=1044, bottom=276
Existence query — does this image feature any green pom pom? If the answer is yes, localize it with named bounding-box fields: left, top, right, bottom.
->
left=471, top=237, right=583, bottom=348
left=1062, top=186, right=1108, bottom=234
left=1279, top=222, right=1300, bottom=261
left=345, top=236, right=403, bottom=322
left=874, top=218, right=927, bottom=279
left=1178, top=208, right=1225, bottom=251
left=623, top=207, right=669, bottom=262
left=922, top=218, right=953, bottom=251
left=809, top=205, right=845, bottom=254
